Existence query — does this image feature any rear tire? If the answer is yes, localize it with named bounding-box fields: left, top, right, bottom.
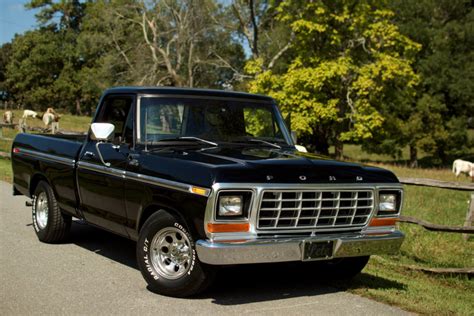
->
left=32, top=181, right=71, bottom=243
left=136, top=210, right=215, bottom=297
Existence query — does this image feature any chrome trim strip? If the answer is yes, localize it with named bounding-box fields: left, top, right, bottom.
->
left=136, top=93, right=276, bottom=143
left=137, top=93, right=274, bottom=104
left=196, top=230, right=405, bottom=265
left=77, top=161, right=126, bottom=177
left=126, top=171, right=198, bottom=195
left=14, top=148, right=76, bottom=166
left=77, top=161, right=210, bottom=197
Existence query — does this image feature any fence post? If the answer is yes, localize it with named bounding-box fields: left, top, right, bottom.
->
left=463, top=194, right=474, bottom=241
left=18, top=119, right=26, bottom=133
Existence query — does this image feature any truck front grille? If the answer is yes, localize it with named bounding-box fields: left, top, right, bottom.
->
left=257, top=190, right=374, bottom=230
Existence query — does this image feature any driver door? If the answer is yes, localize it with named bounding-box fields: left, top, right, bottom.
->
left=77, top=94, right=135, bottom=236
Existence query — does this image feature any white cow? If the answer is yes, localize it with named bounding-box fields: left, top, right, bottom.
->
left=42, top=112, right=55, bottom=127
left=452, top=159, right=473, bottom=178
left=22, top=110, right=38, bottom=119
left=3, top=110, right=13, bottom=124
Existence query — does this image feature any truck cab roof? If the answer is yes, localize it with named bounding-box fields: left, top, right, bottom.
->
left=104, top=86, right=274, bottom=103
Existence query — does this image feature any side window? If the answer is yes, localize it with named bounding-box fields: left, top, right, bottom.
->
left=96, top=96, right=134, bottom=143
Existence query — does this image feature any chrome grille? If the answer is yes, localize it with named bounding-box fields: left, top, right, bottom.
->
left=257, top=190, right=374, bottom=230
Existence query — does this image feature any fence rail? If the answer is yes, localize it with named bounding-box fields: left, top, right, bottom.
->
left=398, top=176, right=473, bottom=276
left=0, top=123, right=18, bottom=139
left=399, top=177, right=474, bottom=191
left=399, top=215, right=474, bottom=233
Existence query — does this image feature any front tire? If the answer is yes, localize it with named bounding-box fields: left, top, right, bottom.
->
left=136, top=210, right=215, bottom=297
left=32, top=181, right=71, bottom=243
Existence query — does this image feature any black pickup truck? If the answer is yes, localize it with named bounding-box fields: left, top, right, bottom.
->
left=11, top=87, right=404, bottom=297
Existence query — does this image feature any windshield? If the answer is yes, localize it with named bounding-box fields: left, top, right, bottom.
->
left=137, top=97, right=293, bottom=146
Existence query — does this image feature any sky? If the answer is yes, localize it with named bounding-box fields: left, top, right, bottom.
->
left=0, top=0, right=39, bottom=45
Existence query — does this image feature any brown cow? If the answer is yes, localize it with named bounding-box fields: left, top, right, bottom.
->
left=3, top=110, right=13, bottom=124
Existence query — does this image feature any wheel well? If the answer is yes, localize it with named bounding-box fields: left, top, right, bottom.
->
left=29, top=174, right=49, bottom=197
left=138, top=205, right=191, bottom=234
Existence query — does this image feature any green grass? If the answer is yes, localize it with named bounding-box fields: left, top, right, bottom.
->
left=1, top=112, right=473, bottom=314
left=329, top=150, right=474, bottom=315
left=0, top=157, right=12, bottom=183
left=341, top=173, right=474, bottom=315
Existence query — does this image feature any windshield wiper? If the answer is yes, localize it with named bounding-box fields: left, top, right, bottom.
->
left=179, top=137, right=218, bottom=146
left=232, top=138, right=281, bottom=149
left=249, top=139, right=281, bottom=149
left=150, top=137, right=218, bottom=147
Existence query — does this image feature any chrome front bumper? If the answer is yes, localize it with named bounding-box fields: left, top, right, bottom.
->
left=196, top=230, right=404, bottom=265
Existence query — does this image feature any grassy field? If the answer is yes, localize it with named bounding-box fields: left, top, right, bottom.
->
left=1, top=113, right=473, bottom=314
left=0, top=110, right=91, bottom=153
left=329, top=147, right=474, bottom=315
left=335, top=169, right=473, bottom=315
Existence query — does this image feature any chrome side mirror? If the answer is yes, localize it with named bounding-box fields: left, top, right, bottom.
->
left=91, top=123, right=115, bottom=142
left=90, top=123, right=115, bottom=167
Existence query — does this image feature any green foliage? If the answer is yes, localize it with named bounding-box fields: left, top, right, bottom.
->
left=364, top=0, right=474, bottom=164
left=0, top=0, right=472, bottom=165
left=0, top=42, right=12, bottom=97
left=4, top=0, right=91, bottom=113
left=247, top=0, right=420, bottom=155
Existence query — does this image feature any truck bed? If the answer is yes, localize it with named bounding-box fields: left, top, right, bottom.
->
left=11, top=133, right=85, bottom=216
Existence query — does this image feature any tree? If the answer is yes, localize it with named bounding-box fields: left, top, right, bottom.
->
left=368, top=0, right=474, bottom=166
left=78, top=0, right=245, bottom=89
left=246, top=0, right=420, bottom=158
left=5, top=0, right=89, bottom=114
left=228, top=0, right=292, bottom=73
left=6, top=29, right=65, bottom=110
left=0, top=43, right=12, bottom=105
left=28, top=0, right=88, bottom=114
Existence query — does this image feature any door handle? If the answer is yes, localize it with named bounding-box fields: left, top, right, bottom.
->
left=84, top=151, right=95, bottom=158
left=128, top=153, right=140, bottom=167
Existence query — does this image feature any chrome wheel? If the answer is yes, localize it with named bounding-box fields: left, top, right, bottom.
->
left=35, top=192, right=49, bottom=229
left=150, top=227, right=192, bottom=280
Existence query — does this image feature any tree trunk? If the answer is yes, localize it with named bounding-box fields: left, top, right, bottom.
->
left=75, top=98, right=82, bottom=116
left=334, top=140, right=344, bottom=160
left=312, top=129, right=330, bottom=155
left=409, top=145, right=418, bottom=168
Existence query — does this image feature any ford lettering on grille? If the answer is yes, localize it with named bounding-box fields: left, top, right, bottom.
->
left=257, top=190, right=374, bottom=230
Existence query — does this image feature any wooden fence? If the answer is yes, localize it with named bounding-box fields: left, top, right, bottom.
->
left=1, top=119, right=59, bottom=138
left=0, top=123, right=17, bottom=139
left=398, top=177, right=473, bottom=276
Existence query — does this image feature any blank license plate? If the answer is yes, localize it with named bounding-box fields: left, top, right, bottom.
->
left=303, top=240, right=334, bottom=261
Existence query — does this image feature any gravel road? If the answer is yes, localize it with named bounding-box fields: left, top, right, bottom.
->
left=0, top=180, right=410, bottom=315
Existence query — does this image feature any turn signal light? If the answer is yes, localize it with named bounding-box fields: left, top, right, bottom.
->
left=190, top=186, right=209, bottom=196
left=369, top=217, right=398, bottom=227
left=207, top=223, right=250, bottom=233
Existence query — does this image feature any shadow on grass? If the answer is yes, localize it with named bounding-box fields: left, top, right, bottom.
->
left=67, top=220, right=406, bottom=305
left=327, top=272, right=406, bottom=294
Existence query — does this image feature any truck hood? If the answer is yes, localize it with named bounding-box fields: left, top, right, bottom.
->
left=139, top=145, right=399, bottom=188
